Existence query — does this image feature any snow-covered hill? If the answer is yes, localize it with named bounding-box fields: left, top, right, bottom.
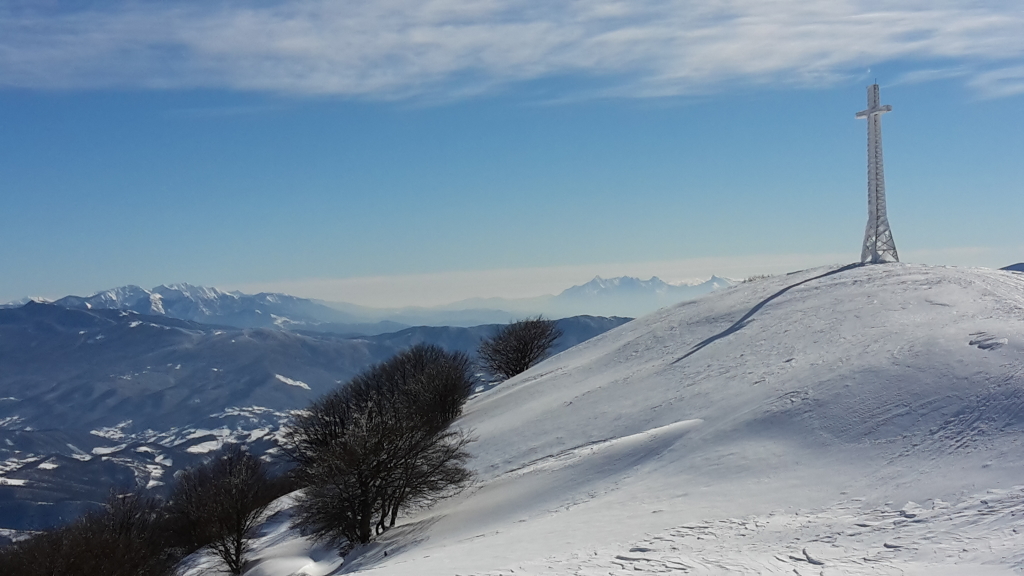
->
left=209, top=263, right=1024, bottom=575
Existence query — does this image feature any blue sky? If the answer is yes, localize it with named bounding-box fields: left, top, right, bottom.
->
left=1, top=0, right=1023, bottom=307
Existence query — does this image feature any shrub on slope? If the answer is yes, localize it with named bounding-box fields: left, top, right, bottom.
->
left=478, top=316, right=563, bottom=380
left=286, top=344, right=474, bottom=550
left=166, top=445, right=281, bottom=575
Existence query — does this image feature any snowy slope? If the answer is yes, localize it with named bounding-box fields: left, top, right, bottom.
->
left=215, top=263, right=1024, bottom=575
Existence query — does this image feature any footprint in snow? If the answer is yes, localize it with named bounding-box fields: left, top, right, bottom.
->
left=968, top=332, right=1008, bottom=351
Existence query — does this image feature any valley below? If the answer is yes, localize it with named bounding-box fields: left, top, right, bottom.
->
left=0, top=301, right=626, bottom=535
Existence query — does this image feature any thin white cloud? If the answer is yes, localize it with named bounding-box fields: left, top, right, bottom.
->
left=890, top=66, right=969, bottom=86
left=225, top=253, right=836, bottom=307
left=969, top=65, right=1024, bottom=98
left=1, top=1, right=1022, bottom=98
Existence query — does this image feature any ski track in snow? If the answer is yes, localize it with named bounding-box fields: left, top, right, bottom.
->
left=466, top=487, right=1024, bottom=575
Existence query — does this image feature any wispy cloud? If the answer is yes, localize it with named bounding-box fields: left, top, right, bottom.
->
left=890, top=66, right=969, bottom=87
left=2, top=1, right=1023, bottom=99
left=969, top=65, right=1024, bottom=98
left=224, top=252, right=858, bottom=307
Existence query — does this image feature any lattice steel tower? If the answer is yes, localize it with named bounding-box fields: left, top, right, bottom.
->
left=856, top=84, right=899, bottom=263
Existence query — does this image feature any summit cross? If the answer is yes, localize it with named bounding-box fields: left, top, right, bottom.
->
left=856, top=84, right=899, bottom=264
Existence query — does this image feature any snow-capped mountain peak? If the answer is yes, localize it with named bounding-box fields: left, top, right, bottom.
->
left=0, top=296, right=50, bottom=308
left=42, top=282, right=371, bottom=331
left=153, top=283, right=235, bottom=302
left=550, top=275, right=734, bottom=317
left=52, top=285, right=159, bottom=314
left=563, top=276, right=673, bottom=297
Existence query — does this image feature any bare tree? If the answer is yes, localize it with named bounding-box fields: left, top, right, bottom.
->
left=167, top=445, right=275, bottom=575
left=0, top=490, right=175, bottom=576
left=286, top=344, right=474, bottom=551
left=478, top=316, right=563, bottom=380
left=95, top=491, right=177, bottom=576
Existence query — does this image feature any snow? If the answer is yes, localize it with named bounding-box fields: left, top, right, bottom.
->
left=1, top=296, right=49, bottom=307
left=276, top=374, right=312, bottom=390
left=91, top=444, right=128, bottom=455
left=0, top=456, right=41, bottom=475
left=178, top=496, right=344, bottom=576
left=272, top=314, right=299, bottom=328
left=146, top=292, right=165, bottom=315
left=213, top=406, right=286, bottom=419
left=0, top=416, right=24, bottom=428
left=183, top=427, right=230, bottom=441
left=188, top=263, right=1024, bottom=575
left=144, top=463, right=166, bottom=489
left=472, top=488, right=1024, bottom=575
left=178, top=427, right=234, bottom=453
left=64, top=443, right=93, bottom=462
left=0, top=528, right=32, bottom=543
left=0, top=478, right=27, bottom=486
left=91, top=420, right=133, bottom=440
left=158, top=283, right=233, bottom=302
left=185, top=440, right=223, bottom=454
left=248, top=428, right=272, bottom=442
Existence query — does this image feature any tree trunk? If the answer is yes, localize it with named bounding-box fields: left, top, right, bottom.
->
left=358, top=498, right=374, bottom=543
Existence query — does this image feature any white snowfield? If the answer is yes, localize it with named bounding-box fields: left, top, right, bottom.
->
left=194, top=264, right=1024, bottom=575
left=276, top=374, right=313, bottom=391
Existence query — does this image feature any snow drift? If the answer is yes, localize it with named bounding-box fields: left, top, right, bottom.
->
left=190, top=263, right=1024, bottom=575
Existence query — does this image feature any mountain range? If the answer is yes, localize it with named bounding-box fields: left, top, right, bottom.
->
left=416, top=275, right=735, bottom=320
left=49, top=283, right=406, bottom=335
left=4, top=275, right=734, bottom=330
